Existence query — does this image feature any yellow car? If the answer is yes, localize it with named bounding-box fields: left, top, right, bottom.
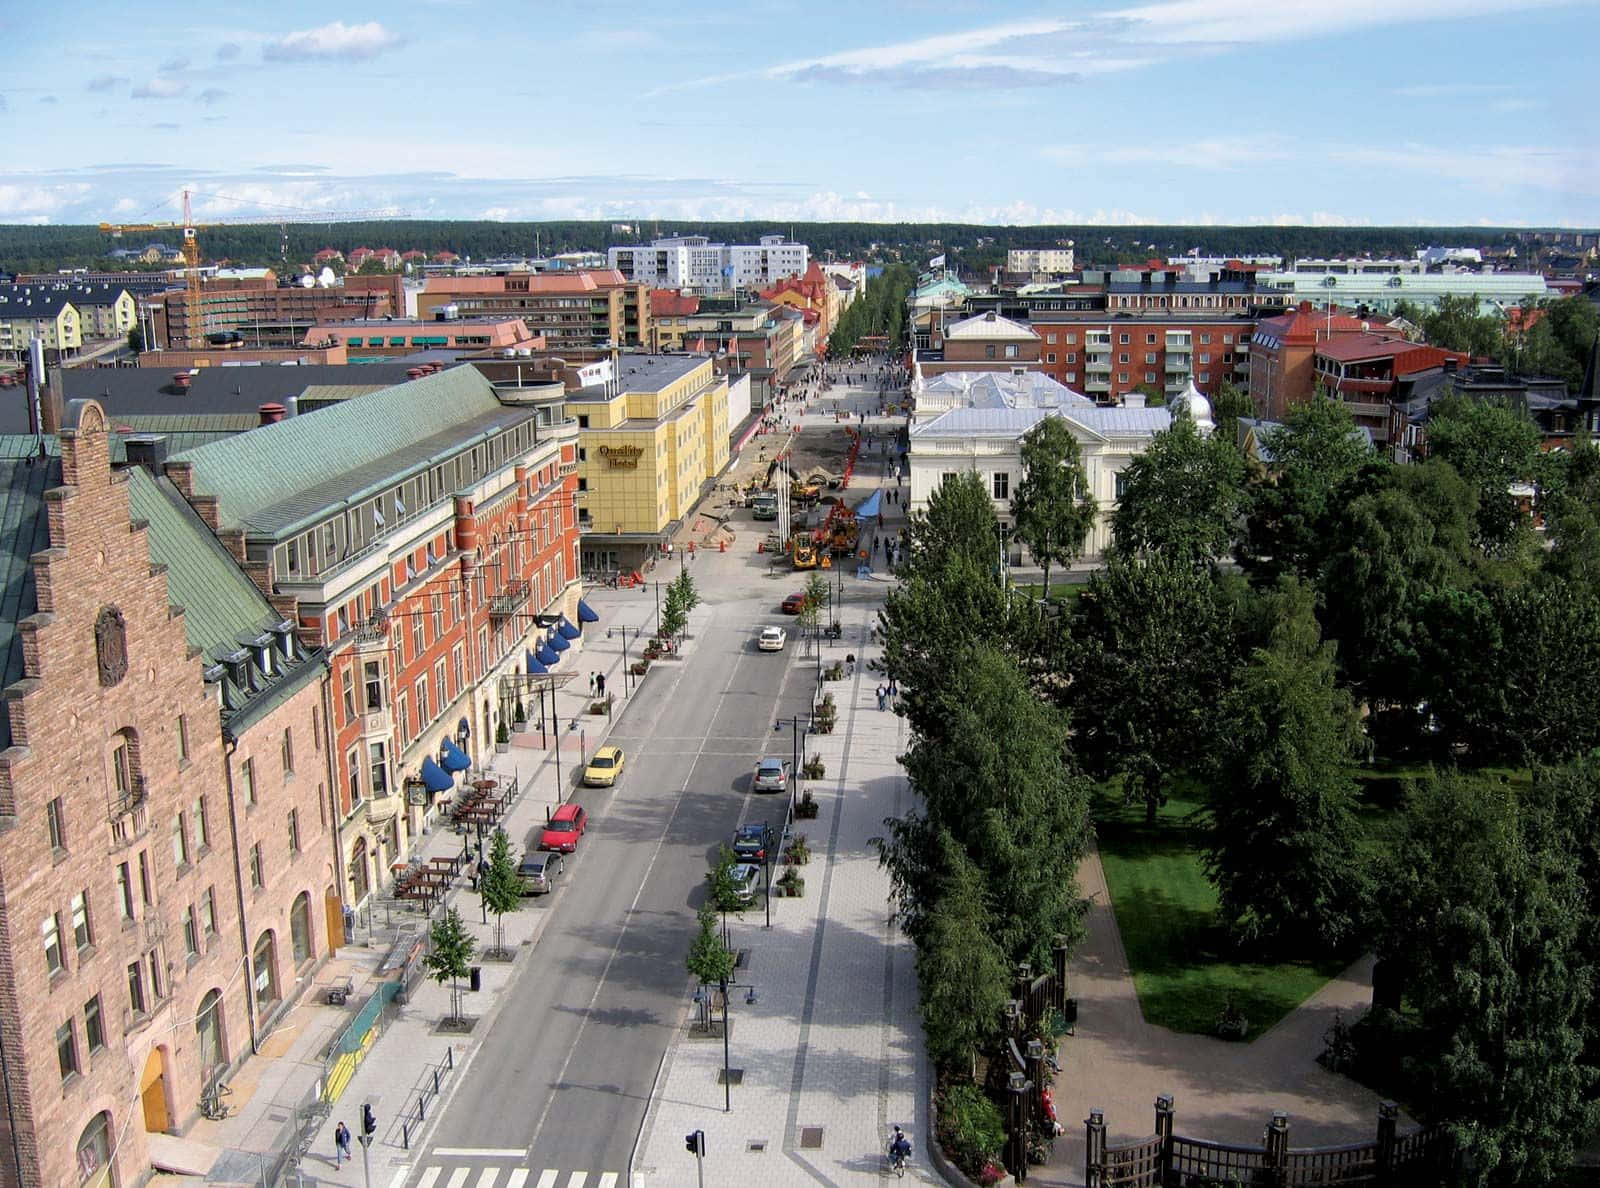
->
left=583, top=745, right=625, bottom=787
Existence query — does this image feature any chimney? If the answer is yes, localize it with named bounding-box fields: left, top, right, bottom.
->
left=283, top=395, right=299, bottom=418
left=123, top=434, right=169, bottom=472
left=39, top=364, right=65, bottom=436
left=26, top=339, right=46, bottom=436
left=258, top=402, right=286, bottom=425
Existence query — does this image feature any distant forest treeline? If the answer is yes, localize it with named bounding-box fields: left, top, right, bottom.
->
left=0, top=220, right=1557, bottom=276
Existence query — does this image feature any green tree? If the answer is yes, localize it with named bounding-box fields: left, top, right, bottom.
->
left=881, top=643, right=1090, bottom=968
left=1068, top=555, right=1241, bottom=823
left=1209, top=379, right=1254, bottom=444
left=1009, top=417, right=1097, bottom=596
left=1133, top=381, right=1167, bottom=407
left=907, top=470, right=1000, bottom=576
left=479, top=828, right=523, bottom=957
left=798, top=571, right=829, bottom=641
left=706, top=845, right=748, bottom=914
left=914, top=831, right=1010, bottom=1078
left=685, top=903, right=736, bottom=985
left=1424, top=391, right=1543, bottom=557
left=1204, top=579, right=1369, bottom=950
left=1378, top=773, right=1596, bottom=1186
left=1418, top=293, right=1506, bottom=358
left=1242, top=394, right=1378, bottom=582
left=659, top=578, right=688, bottom=641
left=423, top=907, right=476, bottom=1024
left=126, top=327, right=144, bottom=355
left=1508, top=294, right=1600, bottom=388
left=1110, top=415, right=1247, bottom=566
left=672, top=568, right=700, bottom=615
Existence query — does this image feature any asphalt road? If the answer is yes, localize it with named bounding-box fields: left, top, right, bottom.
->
left=413, top=592, right=815, bottom=1176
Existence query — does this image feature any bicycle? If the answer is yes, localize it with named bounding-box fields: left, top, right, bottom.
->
left=200, top=1080, right=233, bottom=1121
left=887, top=1148, right=908, bottom=1178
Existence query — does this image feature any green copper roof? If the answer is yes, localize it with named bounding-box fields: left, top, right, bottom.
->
left=169, top=365, right=506, bottom=531
left=123, top=466, right=283, bottom=664
left=0, top=448, right=60, bottom=751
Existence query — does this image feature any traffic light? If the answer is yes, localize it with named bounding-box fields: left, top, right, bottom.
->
left=361, top=1102, right=377, bottom=1137
left=684, top=1129, right=705, bottom=1156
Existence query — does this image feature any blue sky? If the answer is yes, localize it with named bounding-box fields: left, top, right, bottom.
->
left=1, top=0, right=1596, bottom=229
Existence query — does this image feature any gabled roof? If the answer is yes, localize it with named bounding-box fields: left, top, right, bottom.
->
left=911, top=404, right=1171, bottom=443
left=1252, top=302, right=1375, bottom=347
left=0, top=447, right=61, bottom=750
left=650, top=290, right=701, bottom=317
left=943, top=311, right=1038, bottom=342
left=168, top=365, right=521, bottom=536
left=919, top=370, right=1094, bottom=409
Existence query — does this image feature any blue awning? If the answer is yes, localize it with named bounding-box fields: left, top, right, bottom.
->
left=419, top=756, right=454, bottom=793
left=558, top=616, right=581, bottom=640
left=537, top=644, right=560, bottom=666
left=577, top=599, right=600, bottom=623
left=526, top=650, right=547, bottom=674
left=855, top=490, right=882, bottom=519
left=439, top=740, right=471, bottom=773
left=549, top=631, right=571, bottom=652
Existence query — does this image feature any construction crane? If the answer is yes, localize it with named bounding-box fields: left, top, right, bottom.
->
left=99, top=189, right=407, bottom=349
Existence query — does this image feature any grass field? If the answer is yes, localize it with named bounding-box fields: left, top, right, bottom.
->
left=1092, top=786, right=1354, bottom=1041
left=1014, top=581, right=1088, bottom=604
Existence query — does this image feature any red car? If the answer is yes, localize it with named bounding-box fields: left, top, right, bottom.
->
left=781, top=591, right=807, bottom=614
left=539, top=802, right=588, bottom=853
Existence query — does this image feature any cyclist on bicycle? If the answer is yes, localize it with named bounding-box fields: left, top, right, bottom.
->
left=888, top=1126, right=912, bottom=1168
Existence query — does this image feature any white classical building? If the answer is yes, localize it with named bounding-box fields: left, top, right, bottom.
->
left=606, top=235, right=808, bottom=293
left=907, top=371, right=1213, bottom=560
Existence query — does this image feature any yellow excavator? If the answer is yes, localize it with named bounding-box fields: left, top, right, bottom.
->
left=791, top=532, right=819, bottom=570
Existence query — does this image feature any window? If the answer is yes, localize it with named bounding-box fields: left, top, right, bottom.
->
left=984, top=345, right=996, bottom=359
left=1118, top=333, right=1130, bottom=344
left=1067, top=353, right=1077, bottom=363
left=992, top=472, right=1010, bottom=500
left=312, top=706, right=321, bottom=751
left=84, top=996, right=104, bottom=1052
left=1046, top=353, right=1056, bottom=363
left=1118, top=353, right=1129, bottom=364
left=56, top=1020, right=78, bottom=1082
left=249, top=844, right=264, bottom=891
left=1199, top=372, right=1211, bottom=383
left=363, top=660, right=384, bottom=711
left=347, top=749, right=363, bottom=808
left=341, top=667, right=356, bottom=721
left=1115, top=473, right=1129, bottom=501
left=411, top=613, right=424, bottom=658
left=182, top=906, right=198, bottom=958
left=241, top=759, right=256, bottom=808
left=200, top=887, right=216, bottom=935
left=435, top=661, right=447, bottom=710
left=1145, top=353, right=1157, bottom=365
left=432, top=597, right=444, bottom=639
left=1118, top=373, right=1129, bottom=384
left=111, top=737, right=132, bottom=798
left=1200, top=333, right=1212, bottom=344
left=1224, top=333, right=1235, bottom=344
left=116, top=862, right=134, bottom=920
left=1045, top=333, right=1057, bottom=344
left=46, top=796, right=66, bottom=851
left=415, top=676, right=429, bottom=725
left=288, top=808, right=301, bottom=855
left=171, top=813, right=189, bottom=868
left=139, top=850, right=152, bottom=905
left=281, top=728, right=294, bottom=776
left=1145, top=372, right=1157, bottom=383
left=1004, top=344, right=1019, bottom=359
left=72, top=891, right=92, bottom=950
left=452, top=646, right=464, bottom=697
left=1146, top=333, right=1157, bottom=344
left=127, top=961, right=146, bottom=1016
left=397, top=692, right=410, bottom=743
left=147, top=952, right=162, bottom=1002
left=193, top=795, right=209, bottom=850
left=43, top=913, right=64, bottom=974
left=369, top=741, right=389, bottom=798
left=177, top=714, right=189, bottom=763
left=1199, top=353, right=1211, bottom=364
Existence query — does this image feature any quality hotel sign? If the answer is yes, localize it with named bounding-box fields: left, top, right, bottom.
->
left=598, top=445, right=646, bottom=469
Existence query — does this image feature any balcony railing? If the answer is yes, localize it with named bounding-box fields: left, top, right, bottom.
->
left=489, top=580, right=530, bottom=620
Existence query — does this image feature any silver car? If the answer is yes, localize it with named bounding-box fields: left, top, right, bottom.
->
left=730, top=863, right=762, bottom=905
left=517, top=851, right=564, bottom=895
left=752, top=757, right=789, bottom=793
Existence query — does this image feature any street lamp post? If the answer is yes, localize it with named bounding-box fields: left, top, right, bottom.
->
left=608, top=625, right=632, bottom=695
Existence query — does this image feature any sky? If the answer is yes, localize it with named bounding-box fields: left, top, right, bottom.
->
left=1, top=0, right=1596, bottom=230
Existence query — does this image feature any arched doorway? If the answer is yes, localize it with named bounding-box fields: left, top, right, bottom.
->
left=289, top=892, right=313, bottom=967
left=252, top=931, right=280, bottom=1015
left=76, top=1111, right=113, bottom=1187
left=194, top=989, right=225, bottom=1082
left=139, top=1047, right=170, bottom=1133
left=348, top=837, right=370, bottom=904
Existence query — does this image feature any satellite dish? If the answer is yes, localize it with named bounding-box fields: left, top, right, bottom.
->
left=318, top=267, right=336, bottom=288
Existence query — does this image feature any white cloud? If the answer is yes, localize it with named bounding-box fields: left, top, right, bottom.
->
left=215, top=41, right=242, bottom=60
left=160, top=56, right=190, bottom=73
left=198, top=88, right=229, bottom=106
left=132, top=77, right=186, bottom=99
left=86, top=73, right=128, bottom=92
left=1106, top=0, right=1573, bottom=45
left=263, top=21, right=405, bottom=62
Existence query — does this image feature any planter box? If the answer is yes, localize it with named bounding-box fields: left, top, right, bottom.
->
left=494, top=741, right=511, bottom=754
left=512, top=721, right=529, bottom=734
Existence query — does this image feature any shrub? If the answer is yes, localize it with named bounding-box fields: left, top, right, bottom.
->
left=495, top=721, right=509, bottom=745
left=785, top=834, right=811, bottom=865
left=937, top=1082, right=1005, bottom=1179
left=795, top=790, right=820, bottom=819
left=802, top=753, right=826, bottom=779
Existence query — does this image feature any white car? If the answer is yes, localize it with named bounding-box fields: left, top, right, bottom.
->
left=758, top=626, right=788, bottom=652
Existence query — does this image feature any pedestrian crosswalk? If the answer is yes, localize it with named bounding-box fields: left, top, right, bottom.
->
left=415, top=1167, right=623, bottom=1188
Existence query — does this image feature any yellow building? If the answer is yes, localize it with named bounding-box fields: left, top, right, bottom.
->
left=0, top=287, right=82, bottom=357
left=574, top=354, right=730, bottom=572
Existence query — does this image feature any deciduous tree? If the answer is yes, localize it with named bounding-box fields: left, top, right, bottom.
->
left=1010, top=417, right=1097, bottom=595
left=479, top=828, right=523, bottom=957
left=423, top=907, right=476, bottom=1025
left=1110, top=415, right=1247, bottom=566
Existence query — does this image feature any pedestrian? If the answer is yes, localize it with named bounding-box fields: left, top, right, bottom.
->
left=596, top=672, right=606, bottom=697
left=888, top=678, right=899, bottom=699
left=335, top=1121, right=352, bottom=1166
left=846, top=653, right=856, bottom=676
left=876, top=684, right=888, bottom=711
left=588, top=671, right=597, bottom=697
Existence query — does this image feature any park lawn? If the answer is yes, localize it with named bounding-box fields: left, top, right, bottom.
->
left=1015, top=581, right=1088, bottom=604
left=1093, top=786, right=1352, bottom=1041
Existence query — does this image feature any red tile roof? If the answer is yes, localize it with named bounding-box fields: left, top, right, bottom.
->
left=649, top=289, right=700, bottom=317
left=1315, top=334, right=1466, bottom=373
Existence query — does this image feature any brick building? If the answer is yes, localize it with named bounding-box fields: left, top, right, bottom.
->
left=0, top=397, right=334, bottom=1188
left=1249, top=302, right=1399, bottom=419
left=920, top=311, right=1042, bottom=377
left=162, top=367, right=580, bottom=904
left=417, top=271, right=652, bottom=352
left=150, top=275, right=402, bottom=351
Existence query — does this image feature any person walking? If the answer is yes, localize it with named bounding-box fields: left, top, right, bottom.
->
left=876, top=683, right=887, bottom=711
left=596, top=672, right=606, bottom=697
left=334, top=1121, right=352, bottom=1166
left=589, top=671, right=597, bottom=698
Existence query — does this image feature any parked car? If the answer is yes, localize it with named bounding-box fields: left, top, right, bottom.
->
left=583, top=745, right=625, bottom=787
left=758, top=626, right=788, bottom=652
left=781, top=591, right=807, bottom=614
left=732, top=821, right=776, bottom=863
left=752, top=757, right=789, bottom=793
left=539, top=802, right=589, bottom=853
left=517, top=850, right=564, bottom=894
left=729, top=863, right=763, bottom=905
